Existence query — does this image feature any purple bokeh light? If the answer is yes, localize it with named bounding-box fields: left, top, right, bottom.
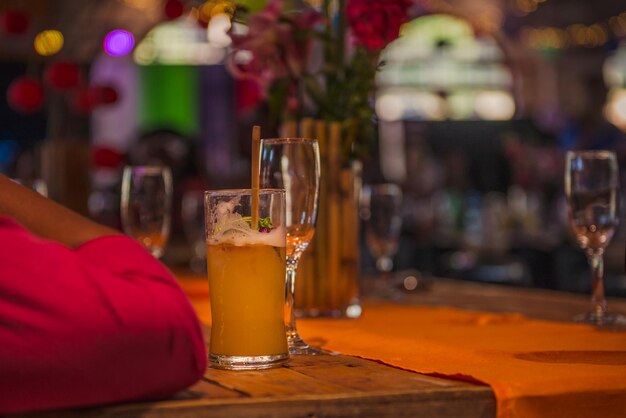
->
left=103, top=30, right=135, bottom=57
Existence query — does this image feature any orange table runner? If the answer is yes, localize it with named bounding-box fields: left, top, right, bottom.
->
left=180, top=279, right=626, bottom=418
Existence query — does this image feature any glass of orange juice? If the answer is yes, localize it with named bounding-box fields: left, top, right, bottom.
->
left=204, top=188, right=289, bottom=370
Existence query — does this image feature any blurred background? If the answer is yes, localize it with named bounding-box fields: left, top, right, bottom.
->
left=1, top=0, right=626, bottom=296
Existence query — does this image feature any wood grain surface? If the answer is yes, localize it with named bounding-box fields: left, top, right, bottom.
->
left=15, top=354, right=494, bottom=418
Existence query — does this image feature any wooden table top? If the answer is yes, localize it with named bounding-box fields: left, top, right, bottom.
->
left=387, top=274, right=626, bottom=322
left=16, top=276, right=626, bottom=418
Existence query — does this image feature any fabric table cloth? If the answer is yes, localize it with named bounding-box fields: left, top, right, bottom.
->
left=181, top=279, right=626, bottom=418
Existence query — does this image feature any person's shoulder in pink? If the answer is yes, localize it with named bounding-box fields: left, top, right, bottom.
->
left=0, top=216, right=207, bottom=414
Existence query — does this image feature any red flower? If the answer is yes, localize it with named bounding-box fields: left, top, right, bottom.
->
left=236, top=79, right=263, bottom=113
left=346, top=0, right=412, bottom=50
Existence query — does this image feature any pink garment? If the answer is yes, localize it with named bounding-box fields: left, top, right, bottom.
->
left=0, top=216, right=207, bottom=414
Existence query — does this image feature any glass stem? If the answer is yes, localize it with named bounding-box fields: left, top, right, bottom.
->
left=586, top=249, right=607, bottom=317
left=285, top=255, right=301, bottom=341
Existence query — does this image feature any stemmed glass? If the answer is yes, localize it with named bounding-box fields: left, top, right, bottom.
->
left=565, top=150, right=625, bottom=325
left=121, top=165, right=173, bottom=259
left=260, top=138, right=320, bottom=355
left=363, top=184, right=403, bottom=274
left=182, top=190, right=207, bottom=273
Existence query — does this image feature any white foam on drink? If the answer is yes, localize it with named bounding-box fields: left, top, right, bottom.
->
left=209, top=225, right=285, bottom=247
left=207, top=198, right=285, bottom=247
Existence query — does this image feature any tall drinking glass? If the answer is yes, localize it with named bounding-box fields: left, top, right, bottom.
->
left=121, top=165, right=173, bottom=258
left=565, top=150, right=625, bottom=325
left=205, top=189, right=289, bottom=369
left=260, top=138, right=320, bottom=355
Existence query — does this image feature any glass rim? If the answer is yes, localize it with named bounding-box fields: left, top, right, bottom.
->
left=566, top=150, right=617, bottom=159
left=261, top=138, right=318, bottom=145
left=123, top=165, right=172, bottom=174
left=204, top=188, right=285, bottom=196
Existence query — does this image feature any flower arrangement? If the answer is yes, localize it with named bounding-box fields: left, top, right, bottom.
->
left=228, top=0, right=413, bottom=162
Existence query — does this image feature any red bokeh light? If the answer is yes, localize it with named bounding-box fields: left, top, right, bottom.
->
left=96, top=86, right=119, bottom=105
left=72, top=85, right=120, bottom=114
left=71, top=87, right=98, bottom=115
left=7, top=77, right=44, bottom=114
left=92, top=146, right=124, bottom=168
left=164, top=0, right=185, bottom=20
left=0, top=10, right=29, bottom=35
left=45, top=61, right=82, bottom=91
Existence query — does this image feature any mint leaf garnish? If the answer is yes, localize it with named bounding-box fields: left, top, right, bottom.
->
left=242, top=216, right=274, bottom=232
left=258, top=217, right=273, bottom=230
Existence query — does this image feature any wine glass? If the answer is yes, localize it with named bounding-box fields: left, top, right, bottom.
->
left=565, top=150, right=625, bottom=326
left=260, top=138, right=320, bottom=355
left=182, top=190, right=207, bottom=273
left=363, top=183, right=403, bottom=273
left=361, top=183, right=408, bottom=299
left=121, top=165, right=173, bottom=259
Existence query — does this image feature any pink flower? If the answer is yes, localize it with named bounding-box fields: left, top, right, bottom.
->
left=228, top=0, right=322, bottom=96
left=346, top=0, right=412, bottom=50
left=228, top=0, right=286, bottom=94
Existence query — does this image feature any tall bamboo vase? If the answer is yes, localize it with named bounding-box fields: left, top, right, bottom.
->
left=288, top=120, right=362, bottom=318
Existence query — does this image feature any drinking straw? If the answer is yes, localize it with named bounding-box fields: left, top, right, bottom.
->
left=251, top=125, right=261, bottom=229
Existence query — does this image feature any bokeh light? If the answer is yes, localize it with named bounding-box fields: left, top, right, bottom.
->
left=103, top=30, right=135, bottom=57
left=134, top=19, right=228, bottom=65
left=207, top=13, right=232, bottom=47
left=376, top=93, right=405, bottom=121
left=7, top=77, right=44, bottom=114
left=197, top=1, right=235, bottom=27
left=606, top=89, right=626, bottom=132
left=34, top=30, right=64, bottom=56
left=0, top=9, right=29, bottom=34
left=474, top=91, right=516, bottom=120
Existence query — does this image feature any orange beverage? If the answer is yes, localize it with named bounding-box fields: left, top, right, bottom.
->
left=286, top=225, right=315, bottom=258
left=207, top=242, right=287, bottom=357
left=204, top=189, right=288, bottom=370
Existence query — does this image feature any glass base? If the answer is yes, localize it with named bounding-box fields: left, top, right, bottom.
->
left=209, top=352, right=289, bottom=370
left=288, top=334, right=325, bottom=356
left=296, top=301, right=362, bottom=319
left=360, top=270, right=432, bottom=301
left=574, top=311, right=626, bottom=327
